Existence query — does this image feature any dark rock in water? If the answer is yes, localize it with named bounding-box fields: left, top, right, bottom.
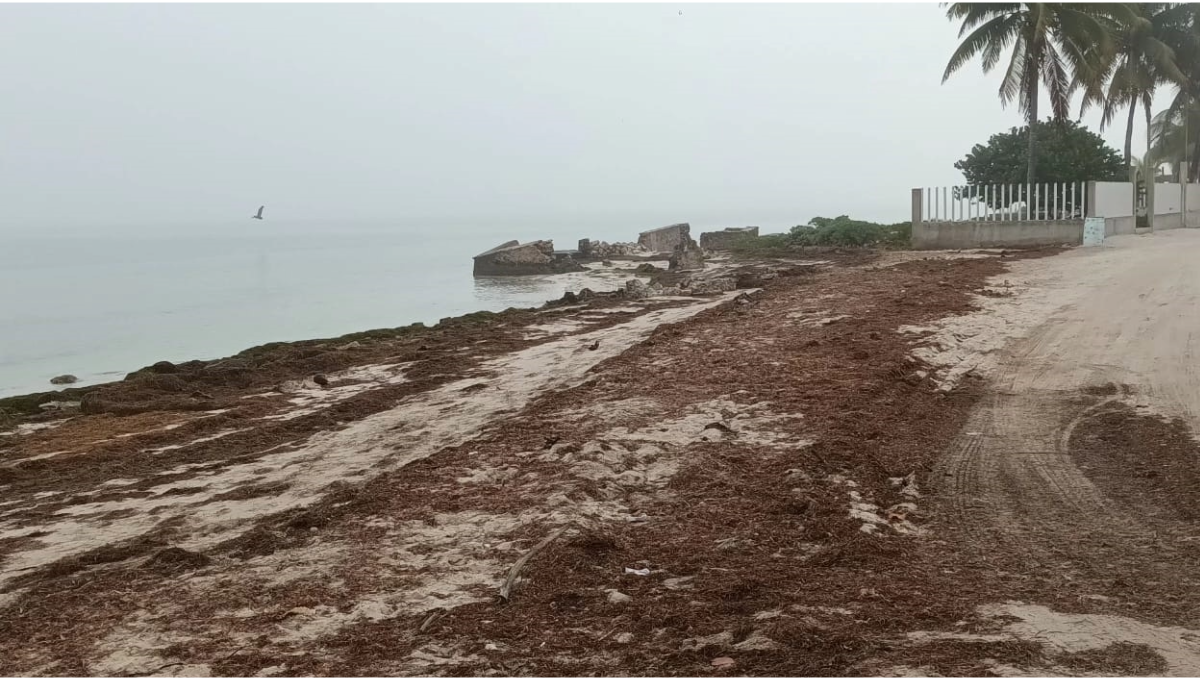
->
left=150, top=361, right=178, bottom=374
left=559, top=291, right=580, bottom=305
left=313, top=374, right=330, bottom=387
left=577, top=288, right=596, bottom=300
left=473, top=240, right=585, bottom=276
left=635, top=263, right=662, bottom=274
left=49, top=374, right=78, bottom=386
left=602, top=260, right=614, bottom=267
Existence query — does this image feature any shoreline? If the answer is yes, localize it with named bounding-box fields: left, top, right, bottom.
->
left=0, top=254, right=798, bottom=428
left=0, top=258, right=679, bottom=413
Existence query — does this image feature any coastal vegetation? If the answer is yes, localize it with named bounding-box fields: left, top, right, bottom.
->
left=726, top=216, right=912, bottom=255
left=943, top=3, right=1200, bottom=181
left=955, top=120, right=1126, bottom=196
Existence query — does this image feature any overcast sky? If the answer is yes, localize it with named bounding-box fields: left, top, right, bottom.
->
left=0, top=3, right=1172, bottom=233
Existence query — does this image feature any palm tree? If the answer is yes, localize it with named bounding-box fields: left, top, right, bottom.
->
left=1153, top=4, right=1200, bottom=181
left=942, top=4, right=1127, bottom=184
left=1084, top=4, right=1185, bottom=169
left=1149, top=102, right=1200, bottom=180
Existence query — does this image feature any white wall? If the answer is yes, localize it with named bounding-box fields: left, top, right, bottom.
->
left=1093, top=181, right=1134, bottom=218
left=1187, top=183, right=1200, bottom=208
left=1155, top=183, right=1183, bottom=215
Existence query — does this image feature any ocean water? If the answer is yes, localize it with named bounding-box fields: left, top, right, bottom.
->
left=0, top=223, right=663, bottom=398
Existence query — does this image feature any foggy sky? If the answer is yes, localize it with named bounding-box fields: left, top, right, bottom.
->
left=0, top=3, right=1169, bottom=233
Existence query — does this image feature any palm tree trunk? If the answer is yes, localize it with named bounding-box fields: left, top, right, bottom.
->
left=1190, top=137, right=1200, bottom=183
left=1026, top=87, right=1038, bottom=186
left=1124, top=101, right=1137, bottom=168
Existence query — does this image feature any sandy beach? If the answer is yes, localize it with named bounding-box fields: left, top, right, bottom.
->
left=8, top=239, right=1200, bottom=675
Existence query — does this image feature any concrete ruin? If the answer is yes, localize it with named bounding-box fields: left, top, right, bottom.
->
left=668, top=240, right=705, bottom=271
left=638, top=223, right=694, bottom=254
left=700, top=226, right=760, bottom=251
left=577, top=239, right=651, bottom=260
left=472, top=240, right=585, bottom=276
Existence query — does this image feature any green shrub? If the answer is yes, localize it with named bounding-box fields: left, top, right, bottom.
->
left=726, top=215, right=913, bottom=255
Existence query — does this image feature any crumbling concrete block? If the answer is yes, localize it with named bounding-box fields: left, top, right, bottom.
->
left=668, top=240, right=705, bottom=271
left=578, top=239, right=650, bottom=260
left=700, top=226, right=759, bottom=251
left=473, top=240, right=585, bottom=276
left=638, top=223, right=693, bottom=254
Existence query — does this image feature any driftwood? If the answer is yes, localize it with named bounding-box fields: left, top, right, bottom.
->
left=497, top=524, right=573, bottom=602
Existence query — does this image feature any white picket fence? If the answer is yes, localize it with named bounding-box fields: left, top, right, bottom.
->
left=919, top=183, right=1088, bottom=223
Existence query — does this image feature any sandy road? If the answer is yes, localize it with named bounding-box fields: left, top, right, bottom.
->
left=912, top=230, right=1200, bottom=675
left=940, top=230, right=1200, bottom=529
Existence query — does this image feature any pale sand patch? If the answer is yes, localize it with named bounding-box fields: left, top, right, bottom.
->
left=0, top=421, right=67, bottom=437
left=907, top=601, right=1200, bottom=676
left=264, top=362, right=412, bottom=421
left=602, top=397, right=807, bottom=448
left=551, top=397, right=662, bottom=423
left=548, top=441, right=679, bottom=489
left=142, top=427, right=248, bottom=455
left=522, top=318, right=591, bottom=339
left=89, top=610, right=215, bottom=676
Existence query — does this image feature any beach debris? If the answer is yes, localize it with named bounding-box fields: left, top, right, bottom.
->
left=702, top=421, right=738, bottom=438
left=498, top=524, right=572, bottom=602
left=587, top=340, right=600, bottom=351
left=606, top=590, right=632, bottom=604
left=624, top=567, right=652, bottom=576
left=49, top=374, right=78, bottom=385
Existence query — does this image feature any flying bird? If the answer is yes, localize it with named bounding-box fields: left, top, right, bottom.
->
left=251, top=206, right=265, bottom=220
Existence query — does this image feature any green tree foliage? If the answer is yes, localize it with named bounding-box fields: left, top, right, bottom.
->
left=945, top=4, right=1200, bottom=183
left=1083, top=3, right=1186, bottom=167
left=727, top=217, right=911, bottom=254
left=955, top=120, right=1125, bottom=204
left=942, top=4, right=1129, bottom=183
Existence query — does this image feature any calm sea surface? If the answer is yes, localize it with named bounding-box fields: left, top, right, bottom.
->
left=0, top=221, right=678, bottom=397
